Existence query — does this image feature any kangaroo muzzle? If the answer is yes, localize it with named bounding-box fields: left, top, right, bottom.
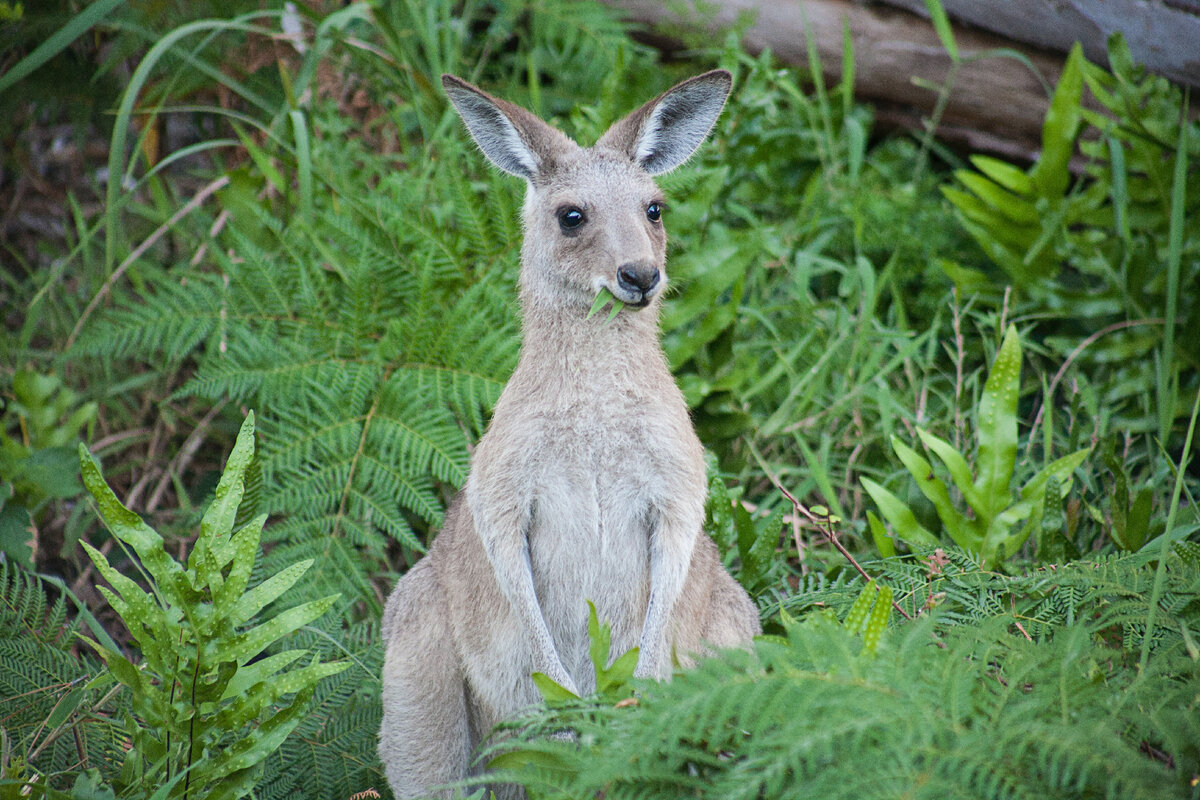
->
left=616, top=263, right=661, bottom=306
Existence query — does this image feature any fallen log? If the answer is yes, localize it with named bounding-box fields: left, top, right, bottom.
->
left=595, top=0, right=1196, bottom=161
left=882, top=0, right=1200, bottom=89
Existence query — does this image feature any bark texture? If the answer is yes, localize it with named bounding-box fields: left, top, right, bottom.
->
left=598, top=0, right=1199, bottom=159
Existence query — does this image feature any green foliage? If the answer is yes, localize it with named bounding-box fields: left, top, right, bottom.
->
left=254, top=620, right=385, bottom=800
left=704, top=470, right=784, bottom=596
left=0, top=562, right=125, bottom=794
left=4, top=0, right=1200, bottom=796
left=587, top=287, right=626, bottom=324
left=863, top=326, right=1090, bottom=564
left=774, top=545, right=1200, bottom=650
left=833, top=579, right=893, bottom=655
left=942, top=34, right=1200, bottom=440
left=526, top=601, right=639, bottom=706
left=76, top=413, right=348, bottom=799
left=72, top=140, right=523, bottom=609
left=0, top=370, right=96, bottom=567
left=484, top=581, right=1196, bottom=800
left=942, top=45, right=1087, bottom=288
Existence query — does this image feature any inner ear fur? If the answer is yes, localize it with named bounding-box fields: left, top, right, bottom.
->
left=597, top=69, right=732, bottom=175
left=441, top=74, right=575, bottom=180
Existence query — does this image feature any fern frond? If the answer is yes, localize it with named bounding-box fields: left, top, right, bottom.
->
left=488, top=614, right=1188, bottom=800
left=0, top=563, right=123, bottom=786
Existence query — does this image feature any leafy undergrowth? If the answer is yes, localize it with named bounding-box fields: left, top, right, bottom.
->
left=0, top=0, right=1197, bottom=797
left=487, top=574, right=1199, bottom=800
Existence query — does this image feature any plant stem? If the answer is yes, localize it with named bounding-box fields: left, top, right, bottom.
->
left=773, top=478, right=912, bottom=621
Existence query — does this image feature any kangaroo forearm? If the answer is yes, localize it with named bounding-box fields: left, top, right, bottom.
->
left=472, top=502, right=578, bottom=692
left=636, top=516, right=700, bottom=678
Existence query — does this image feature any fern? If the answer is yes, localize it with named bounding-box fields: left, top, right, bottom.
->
left=256, top=620, right=386, bottom=800
left=75, top=412, right=350, bottom=799
left=772, top=546, right=1200, bottom=651
left=481, top=551, right=1199, bottom=799
left=0, top=562, right=125, bottom=788
left=486, top=611, right=1193, bottom=800
left=73, top=136, right=523, bottom=613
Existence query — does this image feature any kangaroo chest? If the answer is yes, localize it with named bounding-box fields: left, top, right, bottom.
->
left=522, top=398, right=687, bottom=674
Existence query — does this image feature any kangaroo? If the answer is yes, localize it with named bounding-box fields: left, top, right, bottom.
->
left=378, top=70, right=761, bottom=799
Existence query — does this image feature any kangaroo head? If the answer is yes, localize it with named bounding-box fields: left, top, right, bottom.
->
left=442, top=71, right=731, bottom=313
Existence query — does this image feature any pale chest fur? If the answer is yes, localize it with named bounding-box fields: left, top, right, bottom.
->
left=467, top=328, right=706, bottom=681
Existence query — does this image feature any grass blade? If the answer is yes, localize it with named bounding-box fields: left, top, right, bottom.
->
left=1157, top=100, right=1187, bottom=444
left=0, top=0, right=127, bottom=94
left=923, top=0, right=958, bottom=62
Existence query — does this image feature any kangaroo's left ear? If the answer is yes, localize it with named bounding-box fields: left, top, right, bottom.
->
left=597, top=69, right=732, bottom=175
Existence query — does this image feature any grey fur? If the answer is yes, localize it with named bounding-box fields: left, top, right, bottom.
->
left=379, top=70, right=759, bottom=800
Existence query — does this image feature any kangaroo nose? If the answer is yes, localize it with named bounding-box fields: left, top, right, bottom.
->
left=617, top=263, right=660, bottom=294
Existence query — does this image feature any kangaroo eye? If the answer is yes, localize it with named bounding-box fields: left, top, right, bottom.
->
left=558, top=207, right=586, bottom=231
left=646, top=202, right=662, bottom=223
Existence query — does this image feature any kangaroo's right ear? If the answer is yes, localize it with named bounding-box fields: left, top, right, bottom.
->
left=442, top=75, right=573, bottom=180
left=597, top=69, right=732, bottom=175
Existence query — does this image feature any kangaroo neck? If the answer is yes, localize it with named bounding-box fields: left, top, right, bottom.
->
left=513, top=292, right=670, bottom=388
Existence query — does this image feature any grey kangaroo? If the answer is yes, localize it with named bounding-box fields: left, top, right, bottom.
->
left=379, top=70, right=761, bottom=799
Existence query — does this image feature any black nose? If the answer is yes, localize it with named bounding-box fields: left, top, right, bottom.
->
left=617, top=263, right=661, bottom=294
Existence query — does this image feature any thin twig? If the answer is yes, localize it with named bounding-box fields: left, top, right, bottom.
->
left=146, top=399, right=229, bottom=513
left=773, top=478, right=912, bottom=621
left=1025, top=318, right=1164, bottom=458
left=950, top=287, right=966, bottom=451
left=67, top=174, right=230, bottom=349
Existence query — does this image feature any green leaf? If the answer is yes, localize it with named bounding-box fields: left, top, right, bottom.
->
left=1126, top=488, right=1153, bottom=552
left=706, top=474, right=735, bottom=552
left=976, top=325, right=1020, bottom=519
left=862, top=585, right=892, bottom=655
left=1031, top=43, right=1084, bottom=198
left=206, top=683, right=317, bottom=782
left=489, top=746, right=576, bottom=775
left=226, top=593, right=339, bottom=664
left=531, top=671, right=580, bottom=702
left=215, top=658, right=349, bottom=731
left=916, top=428, right=981, bottom=512
left=219, top=650, right=305, bottom=702
left=0, top=498, right=33, bottom=568
left=867, top=511, right=895, bottom=558
left=213, top=516, right=266, bottom=619
left=79, top=444, right=185, bottom=600
left=44, top=686, right=87, bottom=732
left=969, top=154, right=1034, bottom=195
left=194, top=412, right=257, bottom=580
left=0, top=0, right=127, bottom=94
left=599, top=648, right=639, bottom=695
left=1011, top=447, right=1090, bottom=554
left=843, top=580, right=875, bottom=633
left=954, top=172, right=1038, bottom=225
left=861, top=478, right=939, bottom=549
left=228, top=558, right=313, bottom=626
left=587, top=286, right=624, bottom=321
left=20, top=446, right=84, bottom=499
left=80, top=541, right=166, bottom=646
left=891, top=435, right=979, bottom=551
left=1018, top=448, right=1090, bottom=507
left=586, top=600, right=611, bottom=677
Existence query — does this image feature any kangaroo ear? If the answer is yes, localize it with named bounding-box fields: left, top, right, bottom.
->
left=442, top=75, right=573, bottom=180
left=597, top=70, right=731, bottom=175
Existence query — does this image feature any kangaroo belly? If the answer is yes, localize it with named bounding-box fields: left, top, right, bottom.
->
left=527, top=455, right=653, bottom=693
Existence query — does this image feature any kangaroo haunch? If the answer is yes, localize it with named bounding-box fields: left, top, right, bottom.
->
left=378, top=70, right=761, bottom=800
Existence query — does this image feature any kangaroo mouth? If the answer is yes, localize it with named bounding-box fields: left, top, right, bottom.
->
left=610, top=285, right=658, bottom=308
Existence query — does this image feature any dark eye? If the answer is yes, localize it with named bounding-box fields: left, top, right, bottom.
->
left=558, top=206, right=586, bottom=231
left=646, top=202, right=662, bottom=223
